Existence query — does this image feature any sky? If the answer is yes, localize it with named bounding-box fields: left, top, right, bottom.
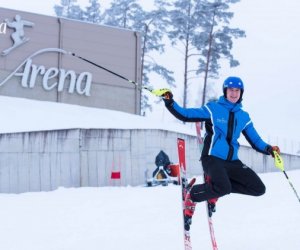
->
left=1, top=0, right=300, bottom=148
left=0, top=170, right=299, bottom=250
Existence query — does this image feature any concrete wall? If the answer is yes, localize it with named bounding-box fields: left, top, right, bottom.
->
left=0, top=128, right=299, bottom=193
left=0, top=130, right=80, bottom=193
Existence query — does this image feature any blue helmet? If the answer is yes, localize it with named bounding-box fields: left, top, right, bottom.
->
left=223, top=76, right=244, bottom=102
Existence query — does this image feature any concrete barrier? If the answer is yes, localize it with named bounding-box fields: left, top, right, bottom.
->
left=0, top=128, right=299, bottom=193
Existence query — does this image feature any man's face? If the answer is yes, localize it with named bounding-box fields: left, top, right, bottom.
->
left=226, top=88, right=241, bottom=103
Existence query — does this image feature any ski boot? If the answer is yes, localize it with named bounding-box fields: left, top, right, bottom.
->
left=205, top=174, right=218, bottom=217
left=207, top=197, right=218, bottom=217
left=183, top=178, right=196, bottom=231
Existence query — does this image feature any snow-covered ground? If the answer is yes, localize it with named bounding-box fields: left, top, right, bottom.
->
left=0, top=170, right=299, bottom=250
left=0, top=96, right=299, bottom=249
left=1, top=95, right=298, bottom=154
left=0, top=95, right=195, bottom=135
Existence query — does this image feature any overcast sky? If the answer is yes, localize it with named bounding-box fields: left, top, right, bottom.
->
left=1, top=0, right=300, bottom=149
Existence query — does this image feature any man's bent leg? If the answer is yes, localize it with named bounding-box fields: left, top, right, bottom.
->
left=226, top=161, right=266, bottom=196
left=190, top=156, right=232, bottom=202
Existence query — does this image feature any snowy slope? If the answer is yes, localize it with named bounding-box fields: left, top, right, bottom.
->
left=0, top=96, right=299, bottom=249
left=0, top=95, right=195, bottom=135
left=2, top=95, right=299, bottom=154
left=0, top=170, right=299, bottom=250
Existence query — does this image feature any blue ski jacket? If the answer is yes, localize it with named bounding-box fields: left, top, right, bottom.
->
left=165, top=96, right=270, bottom=161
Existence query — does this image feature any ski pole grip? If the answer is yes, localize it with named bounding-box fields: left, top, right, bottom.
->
left=274, top=151, right=284, bottom=171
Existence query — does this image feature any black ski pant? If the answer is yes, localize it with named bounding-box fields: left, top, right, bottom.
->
left=190, top=156, right=266, bottom=202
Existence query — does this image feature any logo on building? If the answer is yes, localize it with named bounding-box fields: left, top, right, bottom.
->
left=0, top=48, right=93, bottom=96
left=0, top=14, right=93, bottom=97
left=0, top=21, right=7, bottom=34
left=0, top=14, right=92, bottom=96
left=1, top=14, right=34, bottom=56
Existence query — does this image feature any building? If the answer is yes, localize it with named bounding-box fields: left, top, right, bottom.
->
left=0, top=7, right=141, bottom=114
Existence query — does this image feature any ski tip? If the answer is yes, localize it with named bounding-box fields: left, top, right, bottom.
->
left=187, top=178, right=196, bottom=188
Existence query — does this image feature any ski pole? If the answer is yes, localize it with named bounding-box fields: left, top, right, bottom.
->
left=69, top=52, right=170, bottom=97
left=273, top=151, right=300, bottom=203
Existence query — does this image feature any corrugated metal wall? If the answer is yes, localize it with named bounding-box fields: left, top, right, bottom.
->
left=0, top=129, right=299, bottom=193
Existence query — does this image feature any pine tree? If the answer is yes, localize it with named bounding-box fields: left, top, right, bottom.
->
left=168, top=0, right=205, bottom=108
left=103, top=0, right=142, bottom=28
left=54, top=0, right=84, bottom=20
left=138, top=1, right=175, bottom=113
left=83, top=0, right=102, bottom=24
left=168, top=0, right=245, bottom=107
left=194, top=0, right=246, bottom=106
left=103, top=0, right=175, bottom=114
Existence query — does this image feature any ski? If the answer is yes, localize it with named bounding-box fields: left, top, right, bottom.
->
left=195, top=122, right=218, bottom=250
left=177, top=138, right=193, bottom=250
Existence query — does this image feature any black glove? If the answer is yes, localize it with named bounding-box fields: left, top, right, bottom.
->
left=161, top=91, right=173, bottom=106
left=266, top=145, right=280, bottom=157
left=162, top=91, right=173, bottom=100
left=151, top=88, right=174, bottom=105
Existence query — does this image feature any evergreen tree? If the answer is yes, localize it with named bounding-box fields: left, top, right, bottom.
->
left=103, top=0, right=175, bottom=114
left=138, top=1, right=175, bottom=113
left=83, top=0, right=102, bottom=24
left=103, top=0, right=142, bottom=28
left=194, top=0, right=246, bottom=106
left=54, top=0, right=84, bottom=20
left=168, top=0, right=245, bottom=107
left=168, top=0, right=205, bottom=108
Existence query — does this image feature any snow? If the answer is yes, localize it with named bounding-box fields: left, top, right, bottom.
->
left=0, top=170, right=299, bottom=250
left=0, top=96, right=299, bottom=249
left=1, top=2, right=300, bottom=248
left=2, top=95, right=298, bottom=154
left=0, top=95, right=195, bottom=136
